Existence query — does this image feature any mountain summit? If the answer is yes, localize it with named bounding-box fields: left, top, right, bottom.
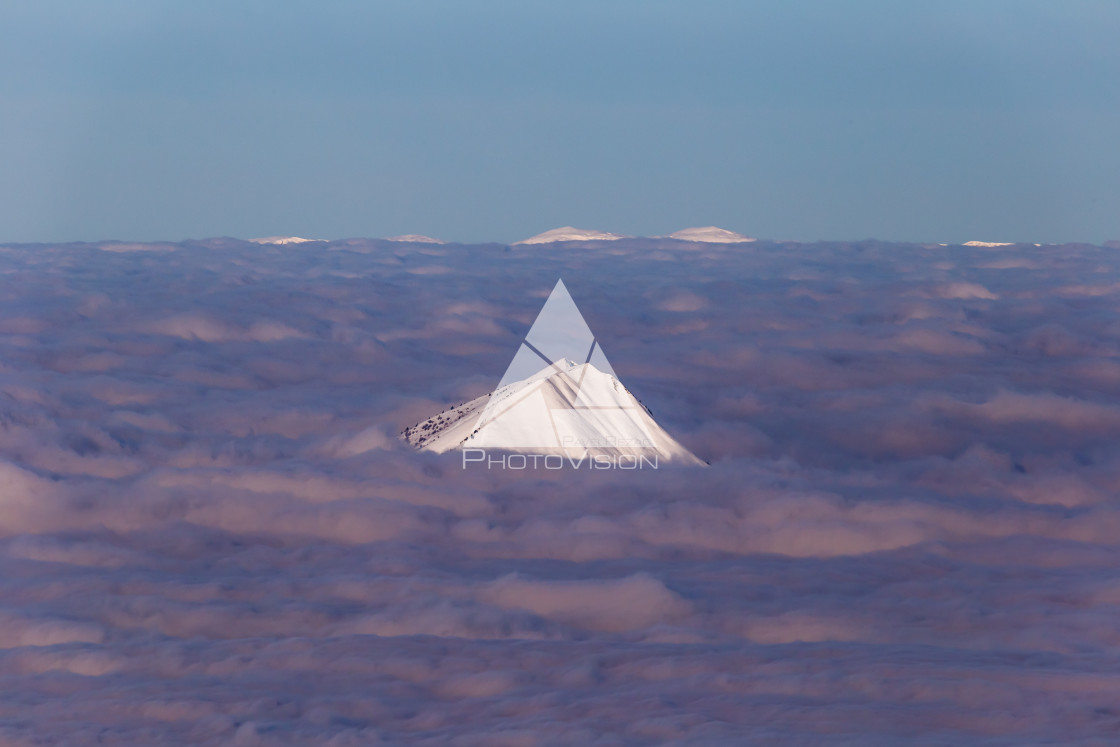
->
left=248, top=236, right=324, bottom=245
left=513, top=227, right=630, bottom=245
left=384, top=234, right=446, bottom=244
left=404, top=279, right=704, bottom=465
left=668, top=227, right=756, bottom=243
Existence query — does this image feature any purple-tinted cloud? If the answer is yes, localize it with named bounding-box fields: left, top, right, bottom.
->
left=1, top=238, right=1120, bottom=742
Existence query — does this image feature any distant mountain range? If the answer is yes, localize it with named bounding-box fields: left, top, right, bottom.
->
left=212, top=232, right=1099, bottom=248
left=244, top=227, right=760, bottom=247
left=512, top=226, right=756, bottom=245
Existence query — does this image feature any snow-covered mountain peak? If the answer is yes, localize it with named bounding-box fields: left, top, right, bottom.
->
left=963, top=240, right=1015, bottom=247
left=248, top=236, right=324, bottom=245
left=402, top=278, right=703, bottom=465
left=513, top=227, right=630, bottom=245
left=384, top=234, right=446, bottom=244
left=668, top=226, right=756, bottom=243
left=403, top=360, right=702, bottom=464
left=493, top=356, right=579, bottom=393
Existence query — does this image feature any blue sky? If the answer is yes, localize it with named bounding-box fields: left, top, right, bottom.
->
left=2, top=0, right=1118, bottom=243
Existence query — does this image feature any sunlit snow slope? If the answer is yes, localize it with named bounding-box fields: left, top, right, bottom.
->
left=404, top=359, right=704, bottom=464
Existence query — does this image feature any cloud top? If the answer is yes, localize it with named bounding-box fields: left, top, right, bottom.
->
left=2, top=237, right=1120, bottom=742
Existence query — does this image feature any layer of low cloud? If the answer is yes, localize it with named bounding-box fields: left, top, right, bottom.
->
left=2, top=237, right=1120, bottom=743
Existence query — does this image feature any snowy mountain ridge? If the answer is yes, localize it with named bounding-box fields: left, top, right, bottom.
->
left=403, top=359, right=704, bottom=464
left=514, top=226, right=755, bottom=245
left=667, top=226, right=756, bottom=243
left=513, top=227, right=631, bottom=245
left=384, top=235, right=446, bottom=244
left=248, top=236, right=324, bottom=245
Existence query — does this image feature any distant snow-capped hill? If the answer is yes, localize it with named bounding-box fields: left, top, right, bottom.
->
left=963, top=240, right=1015, bottom=247
left=249, top=236, right=324, bottom=245
left=513, top=227, right=630, bottom=245
left=384, top=234, right=446, bottom=244
left=668, top=226, right=756, bottom=243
